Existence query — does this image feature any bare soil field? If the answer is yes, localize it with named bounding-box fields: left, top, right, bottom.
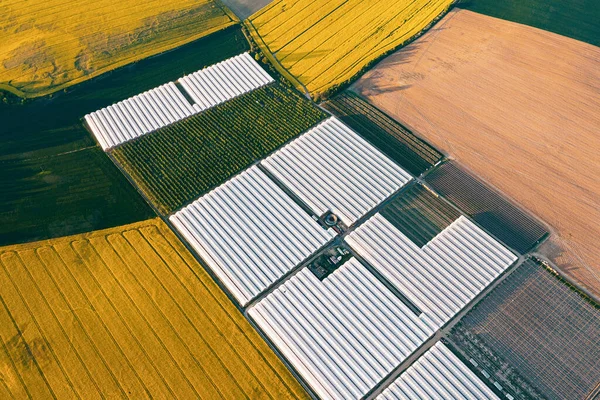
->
left=353, top=9, right=600, bottom=298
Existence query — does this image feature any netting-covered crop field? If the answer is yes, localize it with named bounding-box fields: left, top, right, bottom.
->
left=425, top=161, right=548, bottom=253
left=450, top=258, right=600, bottom=400
left=112, top=82, right=326, bottom=214
left=380, top=183, right=460, bottom=247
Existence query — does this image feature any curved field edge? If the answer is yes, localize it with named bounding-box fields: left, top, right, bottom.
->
left=0, top=22, right=237, bottom=100
left=0, top=217, right=309, bottom=399
left=246, top=0, right=456, bottom=100
left=457, top=0, right=600, bottom=47
left=242, top=21, right=308, bottom=95
left=0, top=27, right=249, bottom=247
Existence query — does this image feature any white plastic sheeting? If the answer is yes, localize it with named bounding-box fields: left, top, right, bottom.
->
left=84, top=52, right=273, bottom=151
left=251, top=215, right=515, bottom=399
left=249, top=258, right=436, bottom=400
left=346, top=215, right=517, bottom=328
left=261, top=117, right=412, bottom=226
left=170, top=166, right=335, bottom=307
left=84, top=82, right=195, bottom=150
left=178, top=52, right=273, bottom=111
left=377, top=342, right=498, bottom=400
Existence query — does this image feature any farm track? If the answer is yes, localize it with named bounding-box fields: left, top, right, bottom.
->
left=354, top=9, right=600, bottom=298
left=0, top=219, right=308, bottom=399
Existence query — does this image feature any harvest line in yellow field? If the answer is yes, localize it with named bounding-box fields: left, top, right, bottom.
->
left=0, top=0, right=237, bottom=98
left=0, top=218, right=308, bottom=399
left=248, top=0, right=454, bottom=98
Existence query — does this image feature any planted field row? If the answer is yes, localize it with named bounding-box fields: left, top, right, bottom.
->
left=0, top=219, right=308, bottom=399
left=248, top=0, right=453, bottom=96
left=425, top=161, right=549, bottom=254
left=322, top=92, right=443, bottom=176
left=112, top=83, right=327, bottom=214
left=448, top=258, right=600, bottom=400
left=1, top=0, right=236, bottom=97
left=380, top=183, right=461, bottom=247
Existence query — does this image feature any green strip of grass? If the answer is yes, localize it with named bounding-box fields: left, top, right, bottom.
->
left=0, top=26, right=249, bottom=246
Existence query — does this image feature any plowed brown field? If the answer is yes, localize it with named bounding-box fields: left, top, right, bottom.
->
left=353, top=9, right=600, bottom=298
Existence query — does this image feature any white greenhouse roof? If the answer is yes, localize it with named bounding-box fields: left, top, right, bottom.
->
left=377, top=342, right=498, bottom=400
left=346, top=215, right=517, bottom=328
left=248, top=257, right=436, bottom=400
left=250, top=215, right=515, bottom=399
left=85, top=52, right=273, bottom=150
left=178, top=52, right=273, bottom=110
left=170, top=166, right=335, bottom=306
left=261, top=117, right=412, bottom=226
left=85, top=82, right=195, bottom=150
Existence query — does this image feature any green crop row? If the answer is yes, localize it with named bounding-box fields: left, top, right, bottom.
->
left=112, top=83, right=327, bottom=214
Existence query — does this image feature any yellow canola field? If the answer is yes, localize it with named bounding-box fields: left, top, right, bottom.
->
left=0, top=0, right=236, bottom=98
left=248, top=0, right=453, bottom=97
left=0, top=218, right=307, bottom=399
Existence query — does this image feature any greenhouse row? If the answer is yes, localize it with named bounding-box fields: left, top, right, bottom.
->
left=346, top=215, right=517, bottom=327
left=249, top=214, right=515, bottom=399
left=377, top=343, right=498, bottom=400
left=162, top=112, right=516, bottom=399
left=85, top=53, right=273, bottom=150
left=85, top=82, right=195, bottom=150
left=179, top=52, right=274, bottom=110
left=262, top=117, right=413, bottom=226
left=170, top=166, right=335, bottom=306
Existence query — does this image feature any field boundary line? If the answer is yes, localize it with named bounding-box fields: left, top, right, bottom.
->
left=314, top=0, right=458, bottom=97
left=13, top=251, right=103, bottom=396
left=0, top=22, right=237, bottom=99
left=76, top=240, right=180, bottom=398
left=132, top=227, right=286, bottom=398
left=213, top=0, right=241, bottom=22
left=95, top=235, right=202, bottom=397
left=242, top=20, right=309, bottom=96
left=0, top=256, right=75, bottom=398
left=142, top=224, right=310, bottom=398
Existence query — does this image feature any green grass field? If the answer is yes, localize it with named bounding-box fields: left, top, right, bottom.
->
left=0, top=27, right=248, bottom=246
left=460, top=0, right=600, bottom=46
left=112, top=83, right=327, bottom=214
left=0, top=148, right=152, bottom=246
